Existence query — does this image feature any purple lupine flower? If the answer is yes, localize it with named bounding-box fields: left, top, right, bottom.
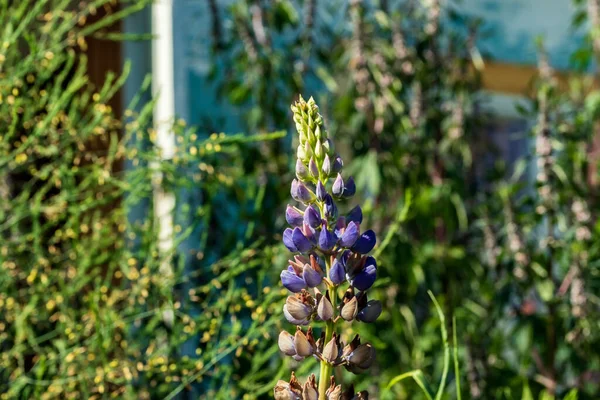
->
left=296, top=159, right=309, bottom=180
left=349, top=256, right=377, bottom=291
left=283, top=291, right=315, bottom=325
left=281, top=266, right=306, bottom=292
left=347, top=206, right=363, bottom=225
left=334, top=217, right=346, bottom=237
left=322, top=154, right=332, bottom=176
left=351, top=230, right=376, bottom=254
left=277, top=96, right=382, bottom=398
left=339, top=249, right=352, bottom=270
left=332, top=174, right=344, bottom=198
left=303, top=265, right=323, bottom=287
left=278, top=331, right=297, bottom=356
left=285, top=254, right=324, bottom=289
left=332, top=155, right=343, bottom=173
left=309, top=157, right=319, bottom=178
left=318, top=226, right=337, bottom=251
left=316, top=180, right=327, bottom=201
left=338, top=221, right=359, bottom=247
left=342, top=177, right=356, bottom=198
left=304, top=205, right=321, bottom=228
left=357, top=300, right=382, bottom=323
left=283, top=228, right=298, bottom=252
left=286, top=205, right=304, bottom=227
left=291, top=179, right=314, bottom=203
left=324, top=194, right=337, bottom=219
left=292, top=227, right=314, bottom=253
left=330, top=258, right=346, bottom=284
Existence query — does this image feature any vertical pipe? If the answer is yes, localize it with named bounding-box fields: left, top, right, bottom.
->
left=152, top=0, right=176, bottom=279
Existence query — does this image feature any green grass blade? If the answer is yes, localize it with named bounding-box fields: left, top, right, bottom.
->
left=386, top=370, right=435, bottom=400
left=453, top=316, right=462, bottom=400
left=428, top=290, right=449, bottom=400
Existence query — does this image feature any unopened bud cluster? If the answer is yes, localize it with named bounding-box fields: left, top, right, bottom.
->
left=275, top=96, right=380, bottom=399
left=274, top=372, right=368, bottom=400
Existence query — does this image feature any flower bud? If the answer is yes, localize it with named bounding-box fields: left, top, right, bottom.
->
left=291, top=179, right=314, bottom=203
left=283, top=292, right=315, bottom=325
left=351, top=230, right=376, bottom=254
left=281, top=267, right=306, bottom=293
left=283, top=228, right=298, bottom=252
left=324, top=194, right=338, bottom=220
left=309, top=157, right=319, bottom=178
left=315, top=125, right=322, bottom=140
left=357, top=300, right=382, bottom=323
left=304, top=205, right=321, bottom=228
left=322, top=154, right=331, bottom=177
left=316, top=180, right=326, bottom=201
left=322, top=334, right=340, bottom=364
left=298, top=127, right=307, bottom=145
left=294, top=328, right=314, bottom=357
left=302, top=374, right=319, bottom=400
left=296, top=159, right=310, bottom=181
left=318, top=227, right=337, bottom=251
left=332, top=174, right=344, bottom=198
left=274, top=372, right=302, bottom=400
left=342, top=177, right=356, bottom=198
left=317, top=292, right=334, bottom=321
left=338, top=221, right=359, bottom=248
left=347, top=206, right=363, bottom=225
left=307, top=125, right=316, bottom=146
left=286, top=205, right=303, bottom=227
left=341, top=296, right=358, bottom=321
left=303, top=263, right=323, bottom=288
left=315, top=139, right=324, bottom=159
left=326, top=377, right=342, bottom=400
left=349, top=256, right=377, bottom=291
left=346, top=343, right=375, bottom=373
left=291, top=227, right=314, bottom=253
left=304, top=141, right=313, bottom=159
left=323, top=138, right=333, bottom=155
left=334, top=217, right=346, bottom=237
left=329, top=258, right=346, bottom=285
left=297, top=144, right=306, bottom=160
left=278, top=331, right=296, bottom=356
left=341, top=385, right=369, bottom=400
left=332, top=155, right=343, bottom=174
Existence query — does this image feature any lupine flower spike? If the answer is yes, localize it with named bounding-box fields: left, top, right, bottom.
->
left=275, top=96, right=380, bottom=400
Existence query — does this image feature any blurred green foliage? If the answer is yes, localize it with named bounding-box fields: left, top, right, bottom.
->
left=206, top=0, right=600, bottom=399
left=1, top=0, right=599, bottom=399
left=0, top=1, right=289, bottom=399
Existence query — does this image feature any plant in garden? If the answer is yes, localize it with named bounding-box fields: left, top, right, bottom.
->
left=274, top=96, right=379, bottom=399
left=0, top=2, right=290, bottom=398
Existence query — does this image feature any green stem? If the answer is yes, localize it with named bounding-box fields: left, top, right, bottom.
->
left=318, top=319, right=334, bottom=399
left=318, top=257, right=336, bottom=400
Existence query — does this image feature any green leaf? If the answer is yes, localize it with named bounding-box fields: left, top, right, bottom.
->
left=386, top=370, right=435, bottom=400
left=536, top=279, right=555, bottom=302
left=453, top=316, right=462, bottom=400
left=451, top=194, right=468, bottom=231
left=429, top=291, right=450, bottom=400
left=539, top=390, right=555, bottom=400
left=315, top=66, right=339, bottom=92
left=522, top=381, right=534, bottom=400
left=351, top=151, right=381, bottom=197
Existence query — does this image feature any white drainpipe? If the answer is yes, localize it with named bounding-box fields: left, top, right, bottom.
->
left=152, top=0, right=176, bottom=280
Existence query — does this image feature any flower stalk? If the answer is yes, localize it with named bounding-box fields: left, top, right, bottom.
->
left=274, top=96, right=379, bottom=399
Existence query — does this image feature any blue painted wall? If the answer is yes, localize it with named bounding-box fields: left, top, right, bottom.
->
left=460, top=0, right=584, bottom=70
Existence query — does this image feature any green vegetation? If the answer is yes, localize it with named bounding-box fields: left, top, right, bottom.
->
left=0, top=0, right=598, bottom=399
